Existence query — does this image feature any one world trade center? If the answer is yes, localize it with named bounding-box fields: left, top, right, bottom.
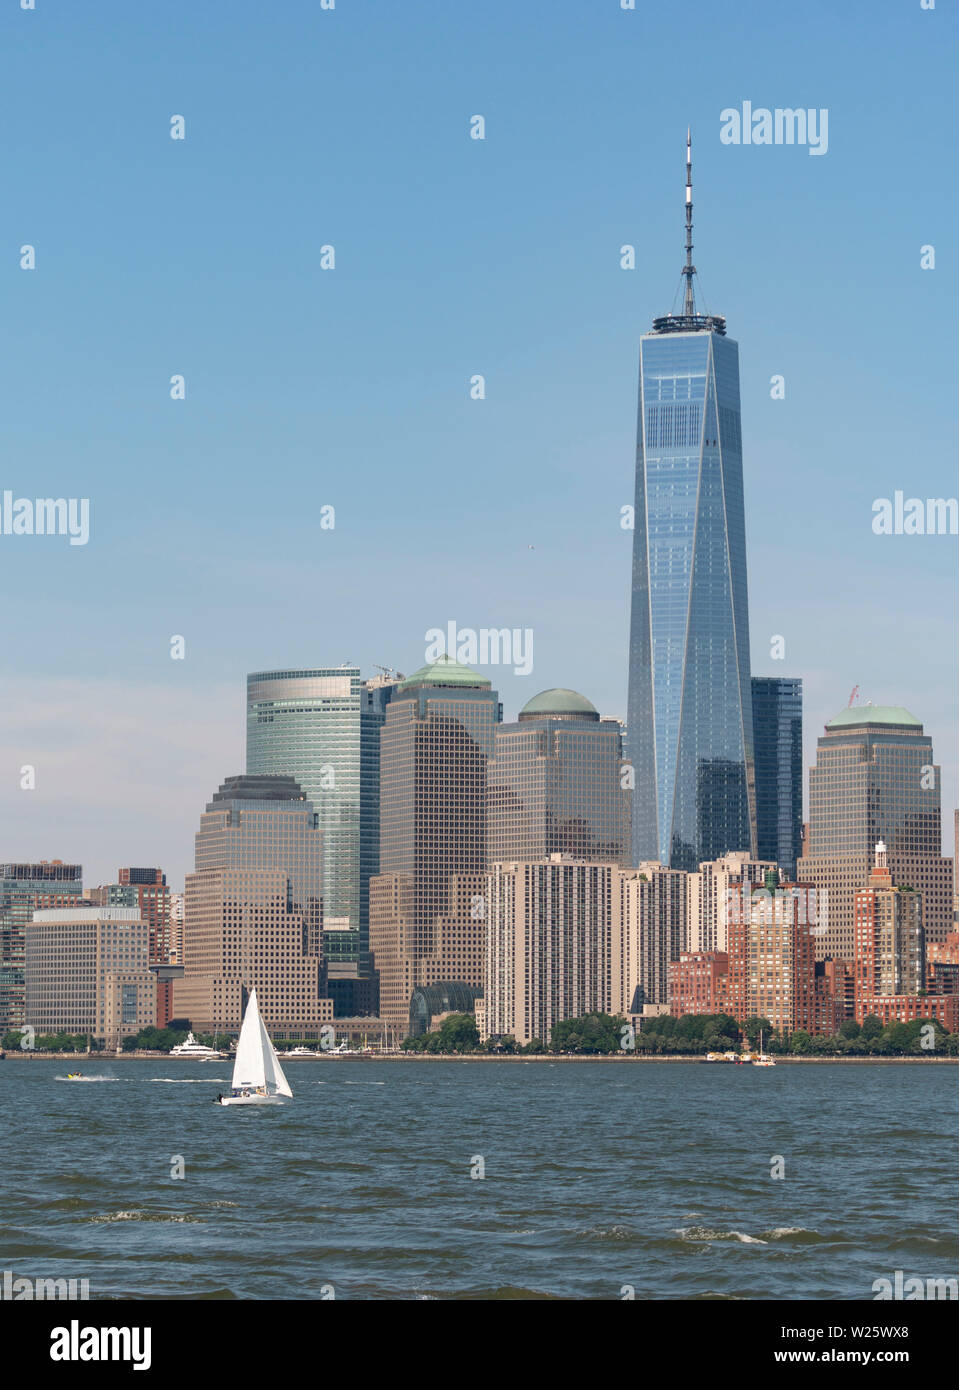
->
left=626, top=133, right=756, bottom=871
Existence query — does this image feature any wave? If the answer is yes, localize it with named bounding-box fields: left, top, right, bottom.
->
left=150, top=1078, right=230, bottom=1084
left=675, top=1226, right=768, bottom=1245
left=88, top=1211, right=202, bottom=1224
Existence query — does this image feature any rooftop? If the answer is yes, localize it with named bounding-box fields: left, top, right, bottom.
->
left=518, top=688, right=600, bottom=721
left=826, top=705, right=922, bottom=730
left=398, top=654, right=491, bottom=691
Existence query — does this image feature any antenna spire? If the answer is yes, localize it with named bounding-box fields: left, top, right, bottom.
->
left=682, top=127, right=696, bottom=317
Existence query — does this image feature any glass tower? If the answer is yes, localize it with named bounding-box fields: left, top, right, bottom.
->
left=627, top=134, right=756, bottom=871
left=751, top=676, right=803, bottom=878
left=246, top=666, right=398, bottom=973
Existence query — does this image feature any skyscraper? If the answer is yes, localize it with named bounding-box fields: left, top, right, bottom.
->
left=627, top=133, right=756, bottom=871
left=488, top=688, right=631, bottom=865
left=751, top=676, right=803, bottom=877
left=175, top=775, right=332, bottom=1038
left=797, top=705, right=953, bottom=960
left=246, top=666, right=399, bottom=990
left=0, top=861, right=83, bottom=1030
left=369, top=655, right=500, bottom=1035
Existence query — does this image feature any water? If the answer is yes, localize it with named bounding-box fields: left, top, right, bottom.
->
left=2, top=1058, right=956, bottom=1299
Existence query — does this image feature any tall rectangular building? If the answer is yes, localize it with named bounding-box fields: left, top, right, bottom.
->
left=627, top=135, right=756, bottom=872
left=687, top=851, right=779, bottom=953
left=726, top=882, right=816, bottom=1034
left=246, top=666, right=399, bottom=981
left=369, top=656, right=500, bottom=1035
left=854, top=842, right=925, bottom=1007
left=751, top=676, right=803, bottom=878
left=26, top=907, right=155, bottom=1045
left=484, top=857, right=614, bottom=1047
left=612, top=862, right=688, bottom=1012
left=175, top=774, right=332, bottom=1039
left=0, top=861, right=83, bottom=1030
left=797, top=705, right=953, bottom=960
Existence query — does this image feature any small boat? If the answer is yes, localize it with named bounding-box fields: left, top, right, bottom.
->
left=171, top=1032, right=225, bottom=1059
left=286, top=1046, right=321, bottom=1058
left=216, top=990, right=292, bottom=1106
left=753, top=1029, right=776, bottom=1066
left=67, top=1072, right=84, bottom=1080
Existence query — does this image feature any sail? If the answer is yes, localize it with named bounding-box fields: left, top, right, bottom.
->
left=232, top=990, right=266, bottom=1090
left=259, top=1013, right=293, bottom=1098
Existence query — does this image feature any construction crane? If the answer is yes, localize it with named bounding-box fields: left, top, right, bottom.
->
left=847, top=685, right=860, bottom=707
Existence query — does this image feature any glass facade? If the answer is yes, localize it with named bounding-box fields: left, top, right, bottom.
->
left=0, top=862, right=83, bottom=1030
left=627, top=326, right=756, bottom=871
left=751, top=676, right=803, bottom=878
left=246, top=667, right=397, bottom=969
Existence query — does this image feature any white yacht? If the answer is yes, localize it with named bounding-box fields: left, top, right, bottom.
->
left=170, top=1032, right=225, bottom=1060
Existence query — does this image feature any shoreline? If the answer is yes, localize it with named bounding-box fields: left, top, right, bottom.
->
left=3, top=1051, right=958, bottom=1065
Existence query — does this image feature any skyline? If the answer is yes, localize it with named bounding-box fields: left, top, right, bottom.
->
left=2, top=0, right=957, bottom=888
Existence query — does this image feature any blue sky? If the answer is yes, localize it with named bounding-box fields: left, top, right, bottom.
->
left=1, top=0, right=955, bottom=887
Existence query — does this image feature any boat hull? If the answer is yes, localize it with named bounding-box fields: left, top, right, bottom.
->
left=217, top=1093, right=287, bottom=1106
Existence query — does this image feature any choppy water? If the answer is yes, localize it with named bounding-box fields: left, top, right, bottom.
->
left=2, top=1058, right=956, bottom=1299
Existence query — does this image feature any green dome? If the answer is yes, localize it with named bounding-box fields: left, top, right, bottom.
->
left=519, top=688, right=599, bottom=721
left=398, top=654, right=490, bottom=691
left=827, top=704, right=921, bottom=730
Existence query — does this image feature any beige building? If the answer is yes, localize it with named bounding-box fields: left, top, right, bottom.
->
left=175, top=774, right=333, bottom=1039
left=612, top=862, right=688, bottom=1014
left=483, top=856, right=614, bottom=1046
left=25, top=907, right=156, bottom=1044
left=797, top=706, right=953, bottom=960
left=370, top=657, right=499, bottom=1035
left=687, top=851, right=779, bottom=952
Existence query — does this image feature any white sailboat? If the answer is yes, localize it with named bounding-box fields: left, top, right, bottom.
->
left=216, top=989, right=293, bottom=1106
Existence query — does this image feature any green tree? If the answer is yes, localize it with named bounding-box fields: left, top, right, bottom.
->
left=860, top=1014, right=883, bottom=1040
left=437, top=1013, right=480, bottom=1052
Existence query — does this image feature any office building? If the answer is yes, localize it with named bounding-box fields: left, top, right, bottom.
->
left=489, top=689, right=631, bottom=865
left=246, top=666, right=400, bottom=992
left=752, top=676, right=803, bottom=878
left=687, top=851, right=779, bottom=952
left=726, top=872, right=816, bottom=1033
left=797, top=705, right=953, bottom=960
left=25, top=906, right=155, bottom=1045
left=0, top=861, right=83, bottom=1030
left=86, top=868, right=172, bottom=965
left=626, top=133, right=756, bottom=870
left=370, top=656, right=500, bottom=1034
left=175, top=775, right=332, bottom=1039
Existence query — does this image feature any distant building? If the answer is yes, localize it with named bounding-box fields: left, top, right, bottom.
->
left=927, top=930, right=959, bottom=996
left=854, top=842, right=928, bottom=1026
left=370, top=657, right=499, bottom=1035
left=0, top=862, right=83, bottom=1031
left=797, top=705, right=953, bottom=961
left=484, top=856, right=614, bottom=1046
left=26, top=907, right=155, bottom=1045
left=86, top=868, right=172, bottom=966
left=726, top=872, right=816, bottom=1033
left=687, top=851, right=779, bottom=953
left=612, top=862, right=688, bottom=1013
left=246, top=665, right=400, bottom=1001
left=168, top=893, right=184, bottom=963
left=488, top=688, right=631, bottom=865
left=409, top=982, right=482, bottom=1038
left=668, top=950, right=730, bottom=1018
left=626, top=135, right=756, bottom=871
left=175, top=775, right=332, bottom=1039
left=751, top=676, right=803, bottom=878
